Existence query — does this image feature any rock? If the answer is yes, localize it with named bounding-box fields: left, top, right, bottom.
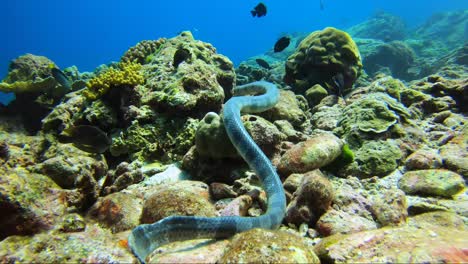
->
left=100, top=162, right=144, bottom=196
left=218, top=195, right=252, bottom=217
left=284, top=27, right=362, bottom=95
left=405, top=148, right=442, bottom=170
left=311, top=104, right=343, bottom=131
left=147, top=239, right=229, bottom=264
left=195, top=112, right=237, bottom=159
left=140, top=181, right=217, bottom=224
left=278, top=133, right=343, bottom=176
left=87, top=192, right=142, bottom=233
left=348, top=12, right=406, bottom=41
left=219, top=229, right=319, bottom=263
left=140, top=31, right=234, bottom=115
left=363, top=41, right=416, bottom=80
left=305, top=84, right=328, bottom=107
left=57, top=213, right=86, bottom=233
left=210, top=182, right=237, bottom=200
left=316, top=208, right=378, bottom=236
left=261, top=90, right=308, bottom=128
left=439, top=126, right=468, bottom=178
left=399, top=169, right=465, bottom=198
left=0, top=224, right=134, bottom=263
left=314, top=224, right=468, bottom=263
left=41, top=94, right=89, bottom=132
left=347, top=139, right=403, bottom=178
left=285, top=170, right=334, bottom=225
left=34, top=142, right=107, bottom=210
left=0, top=168, right=66, bottom=239
left=316, top=176, right=407, bottom=235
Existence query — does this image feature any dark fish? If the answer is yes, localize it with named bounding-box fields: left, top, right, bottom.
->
left=255, top=58, right=271, bottom=69
left=173, top=48, right=191, bottom=68
left=50, top=66, right=71, bottom=90
left=274, top=36, right=291, bottom=52
left=332, top=72, right=345, bottom=97
left=59, top=125, right=112, bottom=154
left=320, top=0, right=324, bottom=10
left=251, top=3, right=267, bottom=18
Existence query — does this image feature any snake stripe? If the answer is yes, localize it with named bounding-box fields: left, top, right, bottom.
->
left=128, top=81, right=286, bottom=263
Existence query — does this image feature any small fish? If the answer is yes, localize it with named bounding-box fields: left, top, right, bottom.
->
left=58, top=125, right=112, bottom=154
left=255, top=58, right=271, bottom=69
left=251, top=3, right=267, bottom=18
left=274, top=36, right=291, bottom=52
left=173, top=48, right=191, bottom=68
left=332, top=72, right=345, bottom=97
left=48, top=63, right=71, bottom=90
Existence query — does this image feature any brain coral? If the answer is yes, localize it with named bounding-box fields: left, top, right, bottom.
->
left=284, top=27, right=362, bottom=95
left=121, top=39, right=166, bottom=65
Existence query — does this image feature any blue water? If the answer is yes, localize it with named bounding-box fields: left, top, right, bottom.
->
left=1, top=0, right=467, bottom=104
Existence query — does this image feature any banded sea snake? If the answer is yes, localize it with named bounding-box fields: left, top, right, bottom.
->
left=128, top=81, right=287, bottom=263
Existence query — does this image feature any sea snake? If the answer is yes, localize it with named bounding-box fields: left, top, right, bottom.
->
left=128, top=81, right=286, bottom=263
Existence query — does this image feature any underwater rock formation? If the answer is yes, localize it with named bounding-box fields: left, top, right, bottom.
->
left=363, top=41, right=416, bottom=80
left=140, top=31, right=235, bottom=116
left=0, top=54, right=75, bottom=132
left=284, top=27, right=362, bottom=95
left=348, top=11, right=406, bottom=41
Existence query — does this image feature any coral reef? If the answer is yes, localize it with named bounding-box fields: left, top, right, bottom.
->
left=83, top=61, right=144, bottom=100
left=121, top=39, right=167, bottom=65
left=1, top=11, right=468, bottom=263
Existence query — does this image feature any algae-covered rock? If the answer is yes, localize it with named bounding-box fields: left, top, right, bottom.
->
left=0, top=168, right=66, bottom=239
left=261, top=89, right=308, bottom=128
left=305, top=84, right=328, bottom=107
left=439, top=121, right=468, bottom=178
left=363, top=41, right=416, bottom=80
left=352, top=139, right=402, bottom=178
left=285, top=27, right=362, bottom=95
left=219, top=229, right=319, bottom=263
left=87, top=192, right=142, bottom=233
left=314, top=224, right=468, bottom=263
left=140, top=181, right=217, bottom=224
left=278, top=132, right=343, bottom=176
left=195, top=112, right=283, bottom=159
left=348, top=11, right=406, bottom=41
left=285, top=170, right=334, bottom=225
left=34, top=142, right=108, bottom=210
left=140, top=31, right=235, bottom=115
left=405, top=148, right=442, bottom=170
left=399, top=169, right=465, bottom=198
left=110, top=116, right=199, bottom=162
left=0, top=224, right=134, bottom=263
left=195, top=112, right=238, bottom=158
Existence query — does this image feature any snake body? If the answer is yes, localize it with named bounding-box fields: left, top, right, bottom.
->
left=128, top=81, right=286, bottom=263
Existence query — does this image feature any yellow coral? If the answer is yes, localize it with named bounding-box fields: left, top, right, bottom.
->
left=84, top=62, right=144, bottom=100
